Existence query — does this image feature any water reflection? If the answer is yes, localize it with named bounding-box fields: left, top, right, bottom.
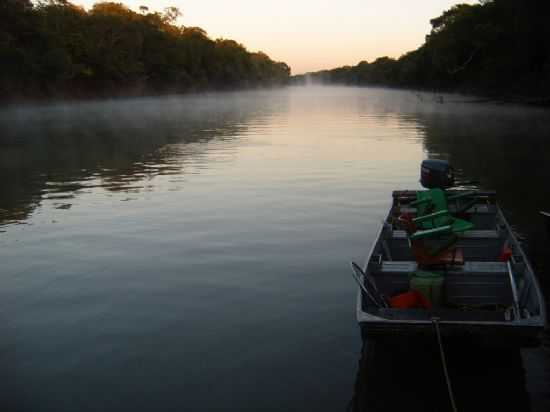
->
left=1, top=86, right=549, bottom=412
left=0, top=92, right=287, bottom=227
left=351, top=338, right=530, bottom=412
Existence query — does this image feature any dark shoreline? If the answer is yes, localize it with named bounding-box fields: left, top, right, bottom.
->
left=3, top=83, right=550, bottom=109
left=0, top=82, right=291, bottom=107
left=1, top=1, right=290, bottom=108
left=289, top=81, right=550, bottom=108
left=290, top=3, right=550, bottom=109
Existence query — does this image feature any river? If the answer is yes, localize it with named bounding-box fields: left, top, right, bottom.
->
left=1, top=86, right=549, bottom=411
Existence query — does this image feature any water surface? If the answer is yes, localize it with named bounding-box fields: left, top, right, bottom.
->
left=1, top=86, right=549, bottom=411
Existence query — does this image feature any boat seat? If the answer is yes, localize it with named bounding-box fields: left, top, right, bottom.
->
left=412, top=209, right=475, bottom=234
left=399, top=204, right=493, bottom=215
left=391, top=230, right=499, bottom=239
left=462, top=261, right=508, bottom=273
left=411, top=189, right=477, bottom=215
left=446, top=261, right=512, bottom=306
left=410, top=189, right=475, bottom=230
left=411, top=245, right=464, bottom=266
left=375, top=308, right=506, bottom=322
left=380, top=261, right=418, bottom=273
left=395, top=212, right=468, bottom=266
left=379, top=261, right=508, bottom=274
left=375, top=260, right=514, bottom=306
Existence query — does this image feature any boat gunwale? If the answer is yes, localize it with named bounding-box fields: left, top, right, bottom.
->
left=494, top=203, right=546, bottom=325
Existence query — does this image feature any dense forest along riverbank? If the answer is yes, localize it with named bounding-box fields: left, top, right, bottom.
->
left=293, top=1, right=550, bottom=103
left=1, top=1, right=290, bottom=101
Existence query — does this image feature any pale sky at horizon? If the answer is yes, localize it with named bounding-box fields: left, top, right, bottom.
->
left=74, top=0, right=475, bottom=75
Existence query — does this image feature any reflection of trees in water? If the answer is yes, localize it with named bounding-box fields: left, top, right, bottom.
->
left=418, top=108, right=550, bottom=210
left=0, top=93, right=284, bottom=226
left=417, top=106, right=550, bottom=292
left=350, top=338, right=530, bottom=412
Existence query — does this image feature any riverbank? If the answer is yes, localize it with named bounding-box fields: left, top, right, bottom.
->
left=1, top=1, right=290, bottom=104
left=0, top=81, right=291, bottom=106
left=292, top=2, right=550, bottom=106
left=290, top=81, right=550, bottom=109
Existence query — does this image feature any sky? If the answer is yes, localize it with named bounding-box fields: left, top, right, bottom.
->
left=74, top=0, right=475, bottom=75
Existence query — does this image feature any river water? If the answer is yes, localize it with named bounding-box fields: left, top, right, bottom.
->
left=1, top=86, right=549, bottom=411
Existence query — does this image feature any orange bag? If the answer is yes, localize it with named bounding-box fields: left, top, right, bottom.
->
left=389, top=290, right=432, bottom=309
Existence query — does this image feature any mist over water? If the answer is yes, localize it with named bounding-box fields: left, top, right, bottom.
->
left=1, top=86, right=549, bottom=411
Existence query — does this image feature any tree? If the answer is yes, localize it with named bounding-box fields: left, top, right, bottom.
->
left=298, top=0, right=550, bottom=97
left=0, top=0, right=290, bottom=100
left=162, top=6, right=181, bottom=24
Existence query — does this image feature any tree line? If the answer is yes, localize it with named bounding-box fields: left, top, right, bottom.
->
left=293, top=1, right=550, bottom=100
left=0, top=0, right=291, bottom=100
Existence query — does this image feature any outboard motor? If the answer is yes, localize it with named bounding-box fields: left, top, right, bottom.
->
left=420, top=159, right=454, bottom=189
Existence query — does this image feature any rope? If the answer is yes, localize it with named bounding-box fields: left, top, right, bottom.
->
left=432, top=317, right=459, bottom=412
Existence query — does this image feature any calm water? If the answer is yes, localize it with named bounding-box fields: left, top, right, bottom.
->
left=1, top=86, right=549, bottom=411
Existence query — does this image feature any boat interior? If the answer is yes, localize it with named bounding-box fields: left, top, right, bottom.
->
left=360, top=190, right=543, bottom=323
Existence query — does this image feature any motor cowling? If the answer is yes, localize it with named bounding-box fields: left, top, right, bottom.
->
left=420, top=159, right=454, bottom=189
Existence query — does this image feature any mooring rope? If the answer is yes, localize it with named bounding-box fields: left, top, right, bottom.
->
left=432, top=317, right=458, bottom=412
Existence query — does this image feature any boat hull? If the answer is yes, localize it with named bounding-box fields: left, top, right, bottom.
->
left=359, top=320, right=542, bottom=348
left=355, top=190, right=546, bottom=348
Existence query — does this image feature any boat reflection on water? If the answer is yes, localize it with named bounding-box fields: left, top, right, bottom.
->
left=350, top=336, right=531, bottom=412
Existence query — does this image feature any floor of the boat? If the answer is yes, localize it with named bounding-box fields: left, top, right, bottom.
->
left=368, top=307, right=507, bottom=322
